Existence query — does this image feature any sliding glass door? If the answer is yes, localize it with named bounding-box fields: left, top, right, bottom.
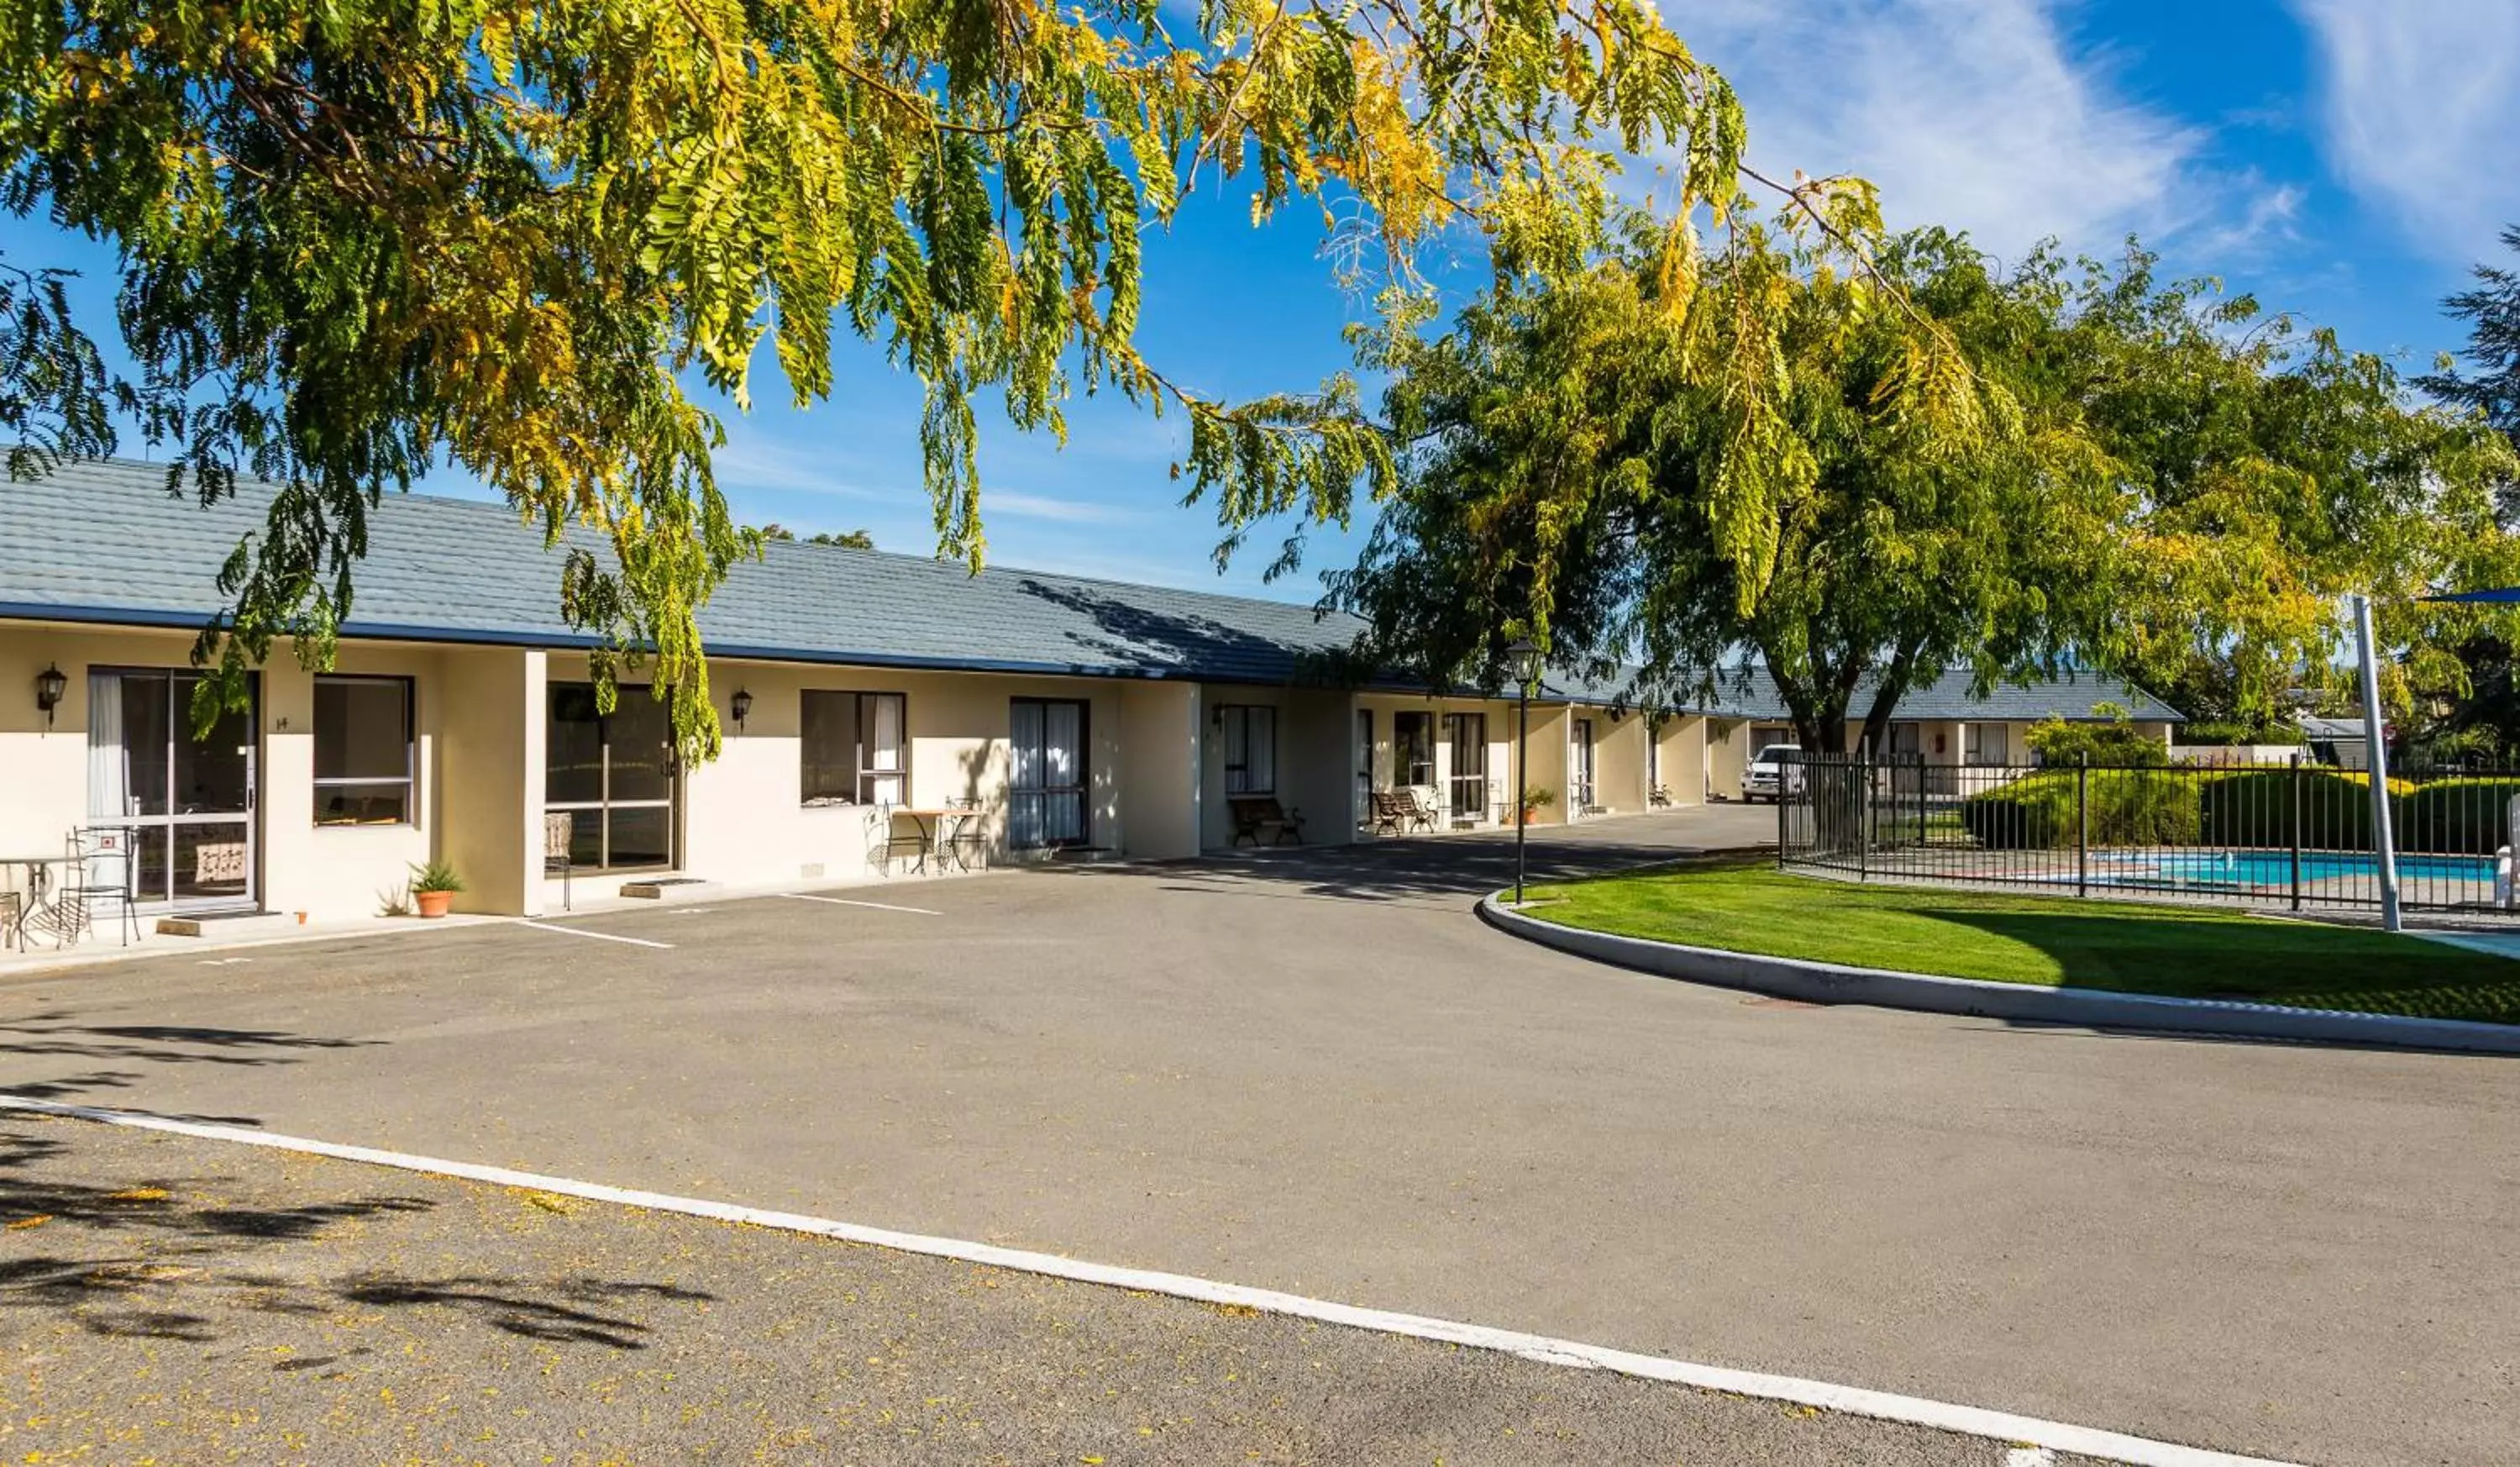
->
left=87, top=670, right=257, bottom=909
left=547, top=683, right=677, bottom=870
left=1009, top=698, right=1089, bottom=849
left=1444, top=712, right=1488, bottom=819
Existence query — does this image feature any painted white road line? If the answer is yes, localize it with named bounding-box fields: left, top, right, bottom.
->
left=776, top=892, right=941, bottom=917
left=515, top=920, right=674, bottom=950
left=2007, top=1449, right=2060, bottom=1467
left=0, top=1093, right=2296, bottom=1467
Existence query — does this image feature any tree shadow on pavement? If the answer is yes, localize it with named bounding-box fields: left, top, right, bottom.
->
left=0, top=1122, right=711, bottom=1352
left=1047, top=836, right=1758, bottom=906
left=0, top=1009, right=382, bottom=1123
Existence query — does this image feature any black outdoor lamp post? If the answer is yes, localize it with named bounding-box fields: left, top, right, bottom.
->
left=1505, top=637, right=1543, bottom=906
left=730, top=687, right=753, bottom=735
left=34, top=663, right=66, bottom=729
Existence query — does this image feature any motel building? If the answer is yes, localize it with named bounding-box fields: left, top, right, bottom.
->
left=0, top=460, right=2178, bottom=928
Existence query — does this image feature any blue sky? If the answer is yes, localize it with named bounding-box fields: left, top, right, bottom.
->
left=8, top=0, right=2518, bottom=605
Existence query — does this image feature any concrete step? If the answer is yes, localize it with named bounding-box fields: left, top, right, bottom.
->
left=154, top=910, right=307, bottom=940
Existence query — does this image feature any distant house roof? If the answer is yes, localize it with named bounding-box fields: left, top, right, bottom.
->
left=1687, top=665, right=2186, bottom=724
left=0, top=459, right=2182, bottom=722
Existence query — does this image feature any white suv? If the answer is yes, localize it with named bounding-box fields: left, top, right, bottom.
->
left=1742, top=744, right=1801, bottom=802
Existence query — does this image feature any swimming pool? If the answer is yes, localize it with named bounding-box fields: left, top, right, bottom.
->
left=2095, top=851, right=2494, bottom=887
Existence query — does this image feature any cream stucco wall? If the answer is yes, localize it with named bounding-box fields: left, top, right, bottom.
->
left=651, top=656, right=1135, bottom=890
left=1119, top=681, right=1203, bottom=860
left=438, top=646, right=544, bottom=917
left=1572, top=711, right=1651, bottom=818
left=1352, top=691, right=1525, bottom=830
left=260, top=644, right=441, bottom=921
left=1652, top=716, right=1706, bottom=807
left=1704, top=718, right=1749, bottom=802
left=1198, top=684, right=1356, bottom=848
left=0, top=623, right=461, bottom=923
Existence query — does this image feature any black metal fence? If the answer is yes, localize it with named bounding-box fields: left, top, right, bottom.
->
left=1777, top=752, right=2520, bottom=918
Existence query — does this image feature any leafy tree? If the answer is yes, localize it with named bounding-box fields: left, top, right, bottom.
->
left=762, top=523, right=874, bottom=549
left=2418, top=223, right=2520, bottom=459
left=1333, top=226, right=2104, bottom=753
left=1331, top=229, right=2518, bottom=750
left=0, top=0, right=1903, bottom=757
left=2024, top=704, right=2167, bottom=767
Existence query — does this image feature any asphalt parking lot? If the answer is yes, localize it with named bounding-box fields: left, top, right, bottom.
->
left=3, top=808, right=2513, bottom=1465
left=1, top=1112, right=2110, bottom=1465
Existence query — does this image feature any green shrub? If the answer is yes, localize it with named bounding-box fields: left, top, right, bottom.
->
left=2194, top=768, right=2412, bottom=851
left=2024, top=705, right=2171, bottom=767
left=2398, top=778, right=2520, bottom=854
left=1957, top=769, right=2200, bottom=849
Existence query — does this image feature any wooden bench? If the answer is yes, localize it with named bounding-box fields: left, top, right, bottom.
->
left=1368, top=789, right=1433, bottom=837
left=1228, top=797, right=1305, bottom=846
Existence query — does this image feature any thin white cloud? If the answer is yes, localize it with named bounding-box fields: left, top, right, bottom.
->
left=1667, top=0, right=2235, bottom=259
left=2289, top=0, right=2520, bottom=262
left=984, top=488, right=1133, bottom=523
left=710, top=433, right=885, bottom=499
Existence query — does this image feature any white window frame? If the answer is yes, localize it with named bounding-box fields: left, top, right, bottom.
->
left=312, top=674, right=414, bottom=827
left=801, top=690, right=910, bottom=806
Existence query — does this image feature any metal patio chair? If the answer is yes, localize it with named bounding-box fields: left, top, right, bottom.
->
left=942, top=796, right=989, bottom=871
left=62, top=826, right=140, bottom=946
left=545, top=811, right=575, bottom=912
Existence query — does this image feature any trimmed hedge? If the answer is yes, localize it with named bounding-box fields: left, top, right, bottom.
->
left=2398, top=778, right=2520, bottom=855
left=1958, top=766, right=2429, bottom=853
left=1958, top=769, right=2202, bottom=850
left=2193, top=769, right=2406, bottom=851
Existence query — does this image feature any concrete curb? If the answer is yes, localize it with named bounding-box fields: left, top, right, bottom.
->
left=1478, top=896, right=2520, bottom=1056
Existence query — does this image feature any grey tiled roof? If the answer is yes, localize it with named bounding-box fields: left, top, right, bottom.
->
left=1687, top=665, right=2187, bottom=723
left=0, top=458, right=1371, bottom=685
left=0, top=459, right=2183, bottom=722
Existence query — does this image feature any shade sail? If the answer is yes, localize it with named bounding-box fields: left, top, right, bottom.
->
left=2424, top=587, right=2520, bottom=602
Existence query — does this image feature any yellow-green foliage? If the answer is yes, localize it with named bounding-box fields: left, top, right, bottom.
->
left=0, top=0, right=1882, bottom=758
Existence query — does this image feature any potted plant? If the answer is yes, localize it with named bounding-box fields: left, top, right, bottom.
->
left=408, top=860, right=465, bottom=918
left=1519, top=786, right=1556, bottom=825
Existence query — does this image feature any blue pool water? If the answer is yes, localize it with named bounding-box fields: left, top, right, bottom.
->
left=2103, top=851, right=2493, bottom=886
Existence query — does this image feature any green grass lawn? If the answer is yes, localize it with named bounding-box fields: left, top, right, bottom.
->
left=1524, top=860, right=2520, bottom=1025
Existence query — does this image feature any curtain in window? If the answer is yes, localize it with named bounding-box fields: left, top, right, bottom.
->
left=1009, top=700, right=1044, bottom=849
left=863, top=693, right=906, bottom=804
left=1043, top=701, right=1083, bottom=843
left=86, top=672, right=127, bottom=819
left=1244, top=709, right=1274, bottom=794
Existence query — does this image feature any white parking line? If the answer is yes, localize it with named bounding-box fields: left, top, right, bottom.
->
left=516, top=920, right=674, bottom=949
left=776, top=892, right=941, bottom=917
left=0, top=1093, right=2297, bottom=1467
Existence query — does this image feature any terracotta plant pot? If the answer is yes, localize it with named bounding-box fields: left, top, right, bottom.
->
left=414, top=890, right=454, bottom=919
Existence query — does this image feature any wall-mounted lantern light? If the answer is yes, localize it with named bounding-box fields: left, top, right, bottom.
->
left=731, top=687, right=753, bottom=734
left=34, top=663, right=66, bottom=729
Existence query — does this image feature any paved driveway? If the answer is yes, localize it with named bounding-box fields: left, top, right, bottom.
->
left=3, top=807, right=2512, bottom=1465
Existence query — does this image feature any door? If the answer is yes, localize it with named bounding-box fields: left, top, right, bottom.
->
left=1444, top=712, right=1488, bottom=820
left=87, top=669, right=258, bottom=909
left=1354, top=708, right=1373, bottom=824
left=1011, top=698, right=1089, bottom=849
left=546, top=683, right=678, bottom=870
left=1570, top=718, right=1596, bottom=814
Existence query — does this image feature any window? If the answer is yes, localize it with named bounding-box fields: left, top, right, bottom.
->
left=1394, top=712, right=1436, bottom=787
left=314, top=676, right=413, bottom=826
left=1218, top=705, right=1277, bottom=795
left=1888, top=722, right=1922, bottom=758
left=801, top=691, right=908, bottom=805
left=546, top=683, right=676, bottom=870
left=1965, top=723, right=2010, bottom=766
left=1011, top=698, right=1089, bottom=848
